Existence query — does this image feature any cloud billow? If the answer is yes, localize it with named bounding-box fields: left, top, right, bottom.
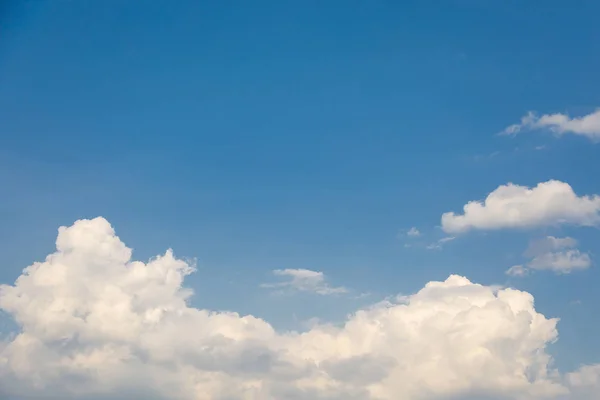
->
left=0, top=218, right=598, bottom=399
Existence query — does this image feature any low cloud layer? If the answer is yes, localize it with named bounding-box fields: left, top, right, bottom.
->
left=0, top=218, right=599, bottom=399
left=500, top=109, right=600, bottom=142
left=441, top=180, right=600, bottom=233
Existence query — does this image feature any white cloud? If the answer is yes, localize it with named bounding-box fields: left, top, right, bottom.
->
left=505, top=236, right=592, bottom=276
left=506, top=265, right=529, bottom=277
left=441, top=180, right=600, bottom=233
left=500, top=109, right=600, bottom=141
left=566, top=364, right=600, bottom=399
left=0, top=217, right=598, bottom=399
left=524, top=236, right=578, bottom=257
left=476, top=150, right=501, bottom=160
left=426, top=236, right=455, bottom=251
left=261, top=269, right=348, bottom=296
left=528, top=250, right=591, bottom=274
left=407, top=227, right=421, bottom=237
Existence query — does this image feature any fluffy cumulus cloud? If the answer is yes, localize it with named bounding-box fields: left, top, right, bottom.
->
left=441, top=180, right=600, bottom=233
left=507, top=237, right=591, bottom=276
left=0, top=218, right=599, bottom=400
left=500, top=109, right=600, bottom=142
left=260, top=269, right=348, bottom=295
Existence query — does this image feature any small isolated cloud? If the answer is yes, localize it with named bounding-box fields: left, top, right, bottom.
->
left=506, top=265, right=529, bottom=277
left=441, top=180, right=600, bottom=233
left=261, top=268, right=348, bottom=295
left=0, top=218, right=599, bottom=399
left=439, top=236, right=456, bottom=243
left=506, top=236, right=591, bottom=276
left=500, top=109, right=600, bottom=142
left=472, top=151, right=501, bottom=162
left=426, top=236, right=456, bottom=251
left=406, top=227, right=421, bottom=237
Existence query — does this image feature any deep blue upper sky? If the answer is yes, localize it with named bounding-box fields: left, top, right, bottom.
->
left=1, top=0, right=599, bottom=372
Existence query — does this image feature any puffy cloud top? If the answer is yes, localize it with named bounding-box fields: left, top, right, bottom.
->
left=0, top=217, right=598, bottom=399
left=441, top=180, right=600, bottom=233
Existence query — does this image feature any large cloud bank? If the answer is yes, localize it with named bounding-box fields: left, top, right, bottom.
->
left=0, top=218, right=598, bottom=399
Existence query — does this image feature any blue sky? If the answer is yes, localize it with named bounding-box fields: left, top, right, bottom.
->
left=1, top=0, right=600, bottom=385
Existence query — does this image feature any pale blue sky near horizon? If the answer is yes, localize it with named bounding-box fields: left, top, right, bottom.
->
left=1, top=0, right=599, bottom=373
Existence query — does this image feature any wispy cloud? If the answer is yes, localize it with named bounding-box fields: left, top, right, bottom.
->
left=506, top=264, right=529, bottom=277
left=472, top=151, right=501, bottom=162
left=261, top=268, right=348, bottom=295
left=426, top=236, right=456, bottom=251
left=500, top=109, right=600, bottom=142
